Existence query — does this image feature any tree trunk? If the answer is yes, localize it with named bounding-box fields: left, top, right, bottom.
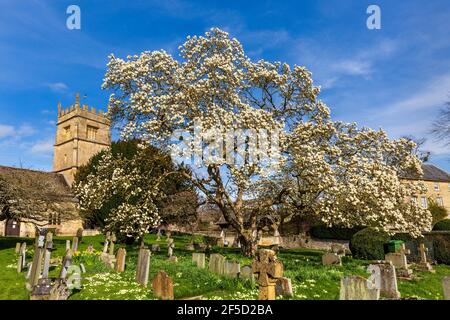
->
left=238, top=233, right=258, bottom=257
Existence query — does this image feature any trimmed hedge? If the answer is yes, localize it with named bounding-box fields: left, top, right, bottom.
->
left=311, top=225, right=364, bottom=240
left=433, top=219, right=450, bottom=231
left=349, top=228, right=390, bottom=260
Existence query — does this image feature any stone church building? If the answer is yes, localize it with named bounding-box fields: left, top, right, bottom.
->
left=0, top=94, right=110, bottom=237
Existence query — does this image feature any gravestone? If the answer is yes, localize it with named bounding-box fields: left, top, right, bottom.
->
left=275, top=277, right=293, bottom=297
left=72, top=236, right=79, bottom=253
left=417, top=243, right=434, bottom=272
left=80, top=263, right=86, bottom=273
left=443, top=276, right=450, bottom=300
left=17, top=243, right=27, bottom=273
left=102, top=239, right=109, bottom=254
left=331, top=244, right=346, bottom=256
left=26, top=263, right=33, bottom=280
left=224, top=260, right=240, bottom=278
left=115, top=248, right=126, bottom=273
left=151, top=244, right=161, bottom=252
left=109, top=233, right=116, bottom=256
left=100, top=252, right=116, bottom=268
left=86, top=243, right=94, bottom=253
left=15, top=243, right=21, bottom=254
left=185, top=243, right=195, bottom=251
left=136, top=248, right=151, bottom=286
left=152, top=270, right=174, bottom=300
left=192, top=253, right=206, bottom=269
left=167, top=238, right=175, bottom=257
left=240, top=265, right=255, bottom=282
left=66, top=240, right=71, bottom=252
left=156, top=230, right=161, bottom=241
left=340, top=276, right=380, bottom=300
left=168, top=256, right=178, bottom=263
left=28, top=238, right=45, bottom=289
left=208, top=254, right=226, bottom=275
left=30, top=278, right=70, bottom=300
left=252, top=249, right=284, bottom=300
left=367, top=261, right=400, bottom=299
left=42, top=233, right=54, bottom=278
left=385, top=244, right=412, bottom=278
left=59, top=249, right=73, bottom=279
left=322, top=252, right=342, bottom=266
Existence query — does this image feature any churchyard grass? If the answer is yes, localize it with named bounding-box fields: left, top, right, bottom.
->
left=1, top=234, right=449, bottom=300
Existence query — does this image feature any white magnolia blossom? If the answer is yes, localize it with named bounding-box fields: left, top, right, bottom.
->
left=101, top=28, right=431, bottom=253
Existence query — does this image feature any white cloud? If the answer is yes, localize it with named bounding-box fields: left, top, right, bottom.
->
left=30, top=138, right=54, bottom=155
left=0, top=124, right=14, bottom=138
left=47, top=82, right=68, bottom=92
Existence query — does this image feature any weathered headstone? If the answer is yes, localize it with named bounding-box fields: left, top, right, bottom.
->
left=240, top=265, right=255, bottom=282
left=17, top=253, right=24, bottom=273
left=167, top=238, right=175, bottom=257
left=331, top=244, right=346, bottom=256
left=102, top=239, right=109, bottom=254
left=115, top=248, right=126, bottom=272
left=168, top=256, right=178, bottom=263
left=417, top=243, right=434, bottom=272
left=185, top=243, right=195, bottom=251
left=28, top=240, right=45, bottom=289
left=17, top=242, right=27, bottom=273
left=151, top=244, right=160, bottom=252
left=367, top=261, right=400, bottom=299
left=322, top=252, right=342, bottom=266
left=66, top=240, right=71, bottom=252
left=192, top=253, right=206, bottom=269
left=109, top=233, right=116, bottom=256
left=252, top=249, right=284, bottom=300
left=224, top=260, right=240, bottom=278
left=208, top=254, right=226, bottom=275
left=59, top=249, right=73, bottom=279
left=26, top=263, right=33, bottom=280
left=72, top=236, right=79, bottom=253
left=275, top=277, right=293, bottom=297
left=15, top=242, right=21, bottom=254
left=443, top=276, right=450, bottom=300
left=156, top=230, right=161, bottom=241
left=152, top=270, right=174, bottom=300
left=42, top=233, right=54, bottom=278
left=340, top=276, right=380, bottom=300
left=385, top=244, right=412, bottom=278
left=30, top=278, right=70, bottom=300
left=86, top=243, right=94, bottom=253
left=136, top=248, right=151, bottom=286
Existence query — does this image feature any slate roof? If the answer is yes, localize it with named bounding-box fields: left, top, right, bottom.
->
left=403, top=164, right=450, bottom=183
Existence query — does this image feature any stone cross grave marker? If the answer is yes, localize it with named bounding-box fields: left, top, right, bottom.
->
left=192, top=253, right=206, bottom=269
left=275, top=277, right=293, bottom=297
left=443, top=276, right=450, bottom=300
left=42, top=233, right=54, bottom=278
left=252, top=249, right=284, bottom=300
left=340, top=275, right=380, bottom=300
left=367, top=261, right=400, bottom=299
left=72, top=236, right=78, bottom=253
left=152, top=270, right=174, bottom=300
left=115, top=248, right=126, bottom=272
left=385, top=244, right=412, bottom=278
left=417, top=243, right=434, bottom=272
left=136, top=248, right=151, bottom=286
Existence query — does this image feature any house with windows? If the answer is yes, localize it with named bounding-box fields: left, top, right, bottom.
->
left=403, top=164, right=450, bottom=215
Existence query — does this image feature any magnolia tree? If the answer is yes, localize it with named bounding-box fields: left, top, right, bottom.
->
left=102, top=28, right=431, bottom=255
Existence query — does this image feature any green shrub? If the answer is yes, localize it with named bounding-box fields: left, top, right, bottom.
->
left=311, top=225, right=364, bottom=240
left=349, top=228, right=390, bottom=260
left=433, top=219, right=450, bottom=231
left=429, top=233, right=450, bottom=264
left=429, top=199, right=448, bottom=225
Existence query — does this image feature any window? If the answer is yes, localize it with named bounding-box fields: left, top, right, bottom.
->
left=87, top=125, right=98, bottom=140
left=437, top=197, right=444, bottom=207
left=434, top=182, right=440, bottom=191
left=421, top=196, right=428, bottom=209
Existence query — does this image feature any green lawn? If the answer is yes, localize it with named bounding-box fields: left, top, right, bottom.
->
left=0, top=234, right=449, bottom=300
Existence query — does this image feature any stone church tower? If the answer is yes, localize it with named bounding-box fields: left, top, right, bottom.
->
left=53, top=93, right=111, bottom=185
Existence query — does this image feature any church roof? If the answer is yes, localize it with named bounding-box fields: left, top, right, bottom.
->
left=402, top=164, right=450, bottom=183
left=0, top=165, right=76, bottom=203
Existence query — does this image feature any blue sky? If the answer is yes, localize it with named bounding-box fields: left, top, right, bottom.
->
left=0, top=0, right=449, bottom=172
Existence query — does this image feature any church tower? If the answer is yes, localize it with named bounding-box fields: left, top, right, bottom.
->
left=53, top=93, right=111, bottom=186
